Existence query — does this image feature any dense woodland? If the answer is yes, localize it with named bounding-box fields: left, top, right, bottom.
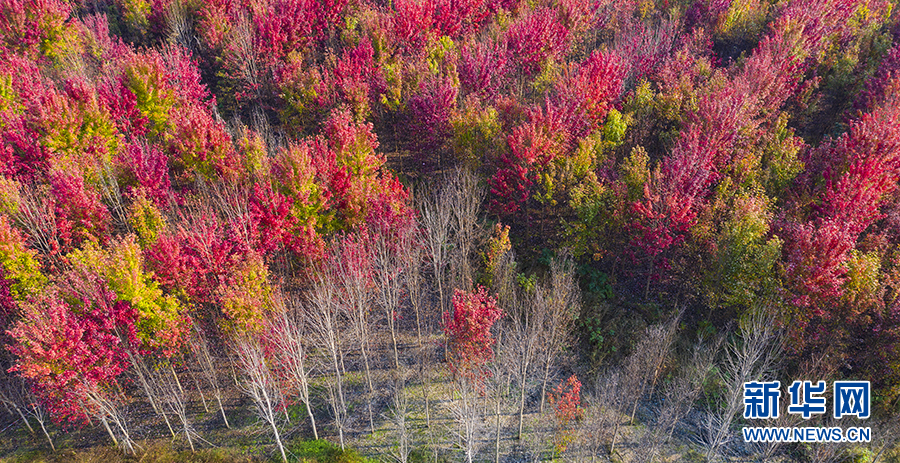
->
left=1, top=0, right=900, bottom=461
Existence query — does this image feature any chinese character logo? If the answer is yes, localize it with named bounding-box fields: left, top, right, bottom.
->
left=744, top=381, right=781, bottom=419
left=787, top=381, right=827, bottom=419
left=833, top=381, right=870, bottom=419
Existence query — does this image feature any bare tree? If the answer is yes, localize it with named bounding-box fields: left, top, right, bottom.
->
left=78, top=380, right=138, bottom=454
left=95, top=157, right=130, bottom=233
left=509, top=287, right=540, bottom=440
left=0, top=372, right=53, bottom=450
left=396, top=209, right=440, bottom=457
left=609, top=315, right=680, bottom=454
left=331, top=234, right=377, bottom=431
left=306, top=267, right=348, bottom=449
left=269, top=301, right=318, bottom=439
left=745, top=350, right=835, bottom=461
left=447, top=378, right=485, bottom=463
left=700, top=308, right=781, bottom=462
left=637, top=336, right=721, bottom=462
left=486, top=330, right=514, bottom=463
left=419, top=178, right=453, bottom=315
left=188, top=324, right=230, bottom=428
left=235, top=335, right=287, bottom=462
left=7, top=183, right=60, bottom=261
left=154, top=360, right=197, bottom=452
left=870, top=414, right=900, bottom=463
left=536, top=252, right=581, bottom=414
left=386, top=372, right=413, bottom=463
left=446, top=168, right=485, bottom=292
left=165, top=0, right=194, bottom=50
left=232, top=11, right=260, bottom=101
left=371, top=222, right=405, bottom=370
left=522, top=411, right=555, bottom=463
left=128, top=351, right=177, bottom=438
left=574, top=372, right=624, bottom=462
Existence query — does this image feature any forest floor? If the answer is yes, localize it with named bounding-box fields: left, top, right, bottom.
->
left=0, top=332, right=893, bottom=462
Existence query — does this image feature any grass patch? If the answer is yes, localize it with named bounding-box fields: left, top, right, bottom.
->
left=284, top=439, right=376, bottom=463
left=0, top=442, right=259, bottom=463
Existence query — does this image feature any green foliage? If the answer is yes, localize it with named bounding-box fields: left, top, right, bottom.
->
left=426, top=36, right=456, bottom=76
left=601, top=108, right=627, bottom=147
left=67, top=236, right=186, bottom=353
left=120, top=0, right=152, bottom=35
left=702, top=194, right=782, bottom=316
left=450, top=97, right=502, bottom=167
left=220, top=252, right=272, bottom=333
left=237, top=131, right=271, bottom=179
left=843, top=445, right=876, bottom=463
left=44, top=102, right=120, bottom=182
left=564, top=171, right=617, bottom=258
left=286, top=439, right=375, bottom=463
left=532, top=58, right=562, bottom=95
left=125, top=61, right=177, bottom=137
left=843, top=250, right=881, bottom=308
left=129, top=194, right=167, bottom=248
left=0, top=217, right=47, bottom=301
left=516, top=272, right=536, bottom=293
left=621, top=146, right=650, bottom=202
left=760, top=114, right=804, bottom=197
left=715, top=0, right=769, bottom=43
left=0, top=74, right=17, bottom=111
left=481, top=223, right=511, bottom=287
left=577, top=263, right=613, bottom=300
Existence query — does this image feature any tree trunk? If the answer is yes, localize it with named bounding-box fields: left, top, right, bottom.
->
left=494, top=391, right=502, bottom=463
left=36, top=414, right=54, bottom=450
left=361, top=342, right=375, bottom=432
left=188, top=368, right=209, bottom=413
left=539, top=357, right=552, bottom=414
left=263, top=389, right=287, bottom=462
left=517, top=361, right=529, bottom=439
left=215, top=394, right=230, bottom=429
left=100, top=415, right=118, bottom=447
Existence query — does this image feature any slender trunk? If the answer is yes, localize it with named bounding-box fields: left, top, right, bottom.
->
left=494, top=391, right=502, bottom=463
left=215, top=394, right=230, bottom=429
left=162, top=407, right=176, bottom=438
left=330, top=346, right=346, bottom=450
left=630, top=369, right=655, bottom=426
left=413, top=296, right=432, bottom=431
left=463, top=391, right=474, bottom=463
left=421, top=366, right=432, bottom=430
left=517, top=366, right=528, bottom=439
left=297, top=353, right=317, bottom=439
left=13, top=406, right=34, bottom=434
left=129, top=354, right=160, bottom=415
left=610, top=418, right=621, bottom=455
left=116, top=417, right=135, bottom=454
left=434, top=264, right=445, bottom=315
left=389, top=320, right=400, bottom=370
left=361, top=341, right=375, bottom=432
left=263, top=389, right=287, bottom=462
left=338, top=338, right=347, bottom=377
left=170, top=364, right=186, bottom=398
left=35, top=414, right=54, bottom=450
left=183, top=417, right=195, bottom=452
left=188, top=368, right=209, bottom=413
left=100, top=414, right=118, bottom=447
left=230, top=360, right=240, bottom=387
left=306, top=397, right=318, bottom=440
left=539, top=357, right=552, bottom=414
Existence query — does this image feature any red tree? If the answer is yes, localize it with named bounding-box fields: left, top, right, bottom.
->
left=443, top=286, right=502, bottom=381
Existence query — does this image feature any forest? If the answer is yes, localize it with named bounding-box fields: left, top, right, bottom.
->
left=0, top=0, right=899, bottom=461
